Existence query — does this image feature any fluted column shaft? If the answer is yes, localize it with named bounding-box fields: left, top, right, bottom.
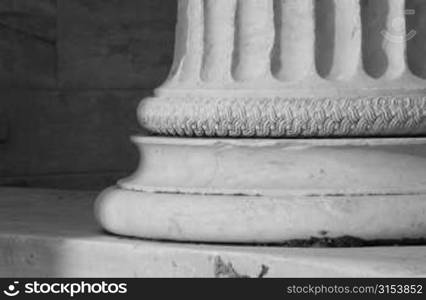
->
left=139, top=0, right=426, bottom=138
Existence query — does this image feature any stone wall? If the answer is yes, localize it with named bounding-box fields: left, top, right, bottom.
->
left=0, top=0, right=177, bottom=189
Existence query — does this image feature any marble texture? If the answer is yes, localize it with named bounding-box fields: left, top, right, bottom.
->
left=96, top=137, right=426, bottom=243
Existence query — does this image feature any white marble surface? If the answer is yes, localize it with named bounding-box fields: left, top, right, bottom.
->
left=1, top=188, right=426, bottom=277
left=96, top=137, right=426, bottom=243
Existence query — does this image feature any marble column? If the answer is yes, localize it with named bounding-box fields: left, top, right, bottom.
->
left=95, top=0, right=426, bottom=243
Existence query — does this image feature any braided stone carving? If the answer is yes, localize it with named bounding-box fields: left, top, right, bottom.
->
left=139, top=95, right=426, bottom=137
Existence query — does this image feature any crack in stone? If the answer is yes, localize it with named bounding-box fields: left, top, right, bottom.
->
left=120, top=185, right=426, bottom=199
left=0, top=21, right=55, bottom=45
left=214, top=256, right=269, bottom=278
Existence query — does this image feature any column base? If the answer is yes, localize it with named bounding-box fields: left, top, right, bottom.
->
left=95, top=137, right=426, bottom=243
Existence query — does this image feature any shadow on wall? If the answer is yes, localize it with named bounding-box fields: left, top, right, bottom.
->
left=0, top=0, right=177, bottom=190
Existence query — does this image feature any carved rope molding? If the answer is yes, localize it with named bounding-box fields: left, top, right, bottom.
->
left=139, top=96, right=426, bottom=137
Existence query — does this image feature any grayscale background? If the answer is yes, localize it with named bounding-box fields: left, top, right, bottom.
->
left=0, top=0, right=177, bottom=190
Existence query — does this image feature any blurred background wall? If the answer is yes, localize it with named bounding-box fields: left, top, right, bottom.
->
left=0, top=0, right=177, bottom=190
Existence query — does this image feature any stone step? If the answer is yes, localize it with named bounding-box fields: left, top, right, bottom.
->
left=0, top=188, right=425, bottom=277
